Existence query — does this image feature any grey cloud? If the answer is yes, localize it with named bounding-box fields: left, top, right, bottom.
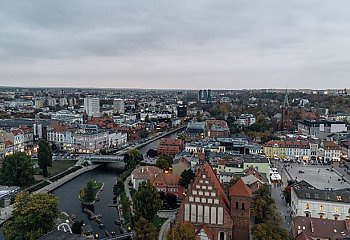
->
left=1, top=0, right=350, bottom=88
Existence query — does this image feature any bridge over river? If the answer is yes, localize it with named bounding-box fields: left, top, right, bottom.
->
left=87, top=125, right=186, bottom=163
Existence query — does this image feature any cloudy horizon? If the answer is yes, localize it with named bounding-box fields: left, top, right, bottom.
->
left=1, top=1, right=350, bottom=89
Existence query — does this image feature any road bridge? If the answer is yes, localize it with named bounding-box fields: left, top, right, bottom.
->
left=86, top=155, right=124, bottom=163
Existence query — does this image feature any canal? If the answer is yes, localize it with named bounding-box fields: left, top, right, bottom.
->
left=51, top=131, right=180, bottom=237
left=0, top=130, right=181, bottom=239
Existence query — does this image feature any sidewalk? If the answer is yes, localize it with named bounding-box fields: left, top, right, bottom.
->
left=0, top=205, right=13, bottom=225
left=123, top=175, right=134, bottom=213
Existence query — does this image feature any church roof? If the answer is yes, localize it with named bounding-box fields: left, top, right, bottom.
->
left=229, top=178, right=252, bottom=198
left=200, top=161, right=230, bottom=207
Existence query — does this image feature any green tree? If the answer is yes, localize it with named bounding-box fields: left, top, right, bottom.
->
left=179, top=169, right=195, bottom=188
left=3, top=192, right=60, bottom=240
left=124, top=148, right=143, bottom=169
left=38, top=139, right=52, bottom=177
left=133, top=181, right=162, bottom=222
left=156, top=158, right=170, bottom=171
left=252, top=184, right=275, bottom=224
left=80, top=179, right=95, bottom=203
left=166, top=221, right=199, bottom=240
left=134, top=217, right=158, bottom=240
left=252, top=217, right=291, bottom=240
left=0, top=152, right=34, bottom=187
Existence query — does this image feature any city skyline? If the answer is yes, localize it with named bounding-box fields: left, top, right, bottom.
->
left=1, top=1, right=350, bottom=89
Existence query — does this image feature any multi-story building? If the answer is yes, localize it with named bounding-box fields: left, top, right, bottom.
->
left=177, top=105, right=187, bottom=118
left=321, top=141, right=342, bottom=161
left=176, top=162, right=252, bottom=240
left=46, top=122, right=74, bottom=151
left=152, top=172, right=185, bottom=200
left=131, top=166, right=163, bottom=190
left=205, top=120, right=230, bottom=138
left=157, top=138, right=184, bottom=155
left=291, top=180, right=350, bottom=220
left=298, top=120, right=347, bottom=139
left=73, top=125, right=108, bottom=153
left=84, top=97, right=100, bottom=117
left=113, top=98, right=125, bottom=114
left=237, top=114, right=256, bottom=127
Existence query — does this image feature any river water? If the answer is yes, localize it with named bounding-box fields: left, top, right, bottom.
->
left=0, top=131, right=180, bottom=239
left=51, top=131, right=179, bottom=237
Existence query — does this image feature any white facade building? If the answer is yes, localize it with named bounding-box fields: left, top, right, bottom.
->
left=84, top=97, right=100, bottom=117
left=291, top=181, right=350, bottom=221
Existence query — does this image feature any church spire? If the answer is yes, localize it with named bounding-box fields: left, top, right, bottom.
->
left=283, top=88, right=289, bottom=108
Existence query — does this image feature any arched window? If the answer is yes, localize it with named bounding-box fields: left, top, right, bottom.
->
left=219, top=232, right=225, bottom=240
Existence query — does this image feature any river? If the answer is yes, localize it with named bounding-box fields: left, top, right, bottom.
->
left=0, top=131, right=180, bottom=239
left=52, top=131, right=179, bottom=237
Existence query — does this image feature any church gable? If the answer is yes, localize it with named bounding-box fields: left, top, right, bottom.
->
left=177, top=162, right=233, bottom=227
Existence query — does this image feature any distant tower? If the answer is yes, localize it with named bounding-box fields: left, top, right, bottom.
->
left=281, top=88, right=291, bottom=131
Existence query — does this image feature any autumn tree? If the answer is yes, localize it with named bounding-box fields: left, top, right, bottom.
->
left=38, top=139, right=52, bottom=177
left=133, top=181, right=162, bottom=222
left=3, top=192, right=60, bottom=240
left=124, top=148, right=143, bottom=169
left=166, top=221, right=199, bottom=240
left=0, top=152, right=34, bottom=187
left=134, top=217, right=158, bottom=240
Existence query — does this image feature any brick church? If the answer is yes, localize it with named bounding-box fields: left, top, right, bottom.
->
left=176, top=162, right=252, bottom=240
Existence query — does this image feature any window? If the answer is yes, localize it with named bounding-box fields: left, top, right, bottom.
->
left=337, top=195, right=342, bottom=201
left=202, top=174, right=207, bottom=179
left=242, top=203, right=245, bottom=210
left=211, top=192, right=216, bottom=197
left=199, top=191, right=203, bottom=196
left=320, top=205, right=323, bottom=211
left=193, top=190, right=197, bottom=195
left=236, top=202, right=239, bottom=209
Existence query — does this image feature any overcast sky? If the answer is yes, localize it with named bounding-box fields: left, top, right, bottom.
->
left=1, top=1, right=350, bottom=89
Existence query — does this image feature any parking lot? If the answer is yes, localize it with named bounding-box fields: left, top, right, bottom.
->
left=284, top=163, right=350, bottom=190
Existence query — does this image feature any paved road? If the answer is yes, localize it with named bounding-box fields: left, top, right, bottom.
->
left=271, top=162, right=292, bottom=229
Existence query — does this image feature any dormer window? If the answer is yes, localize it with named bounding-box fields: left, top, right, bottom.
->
left=306, top=203, right=310, bottom=210
left=337, top=195, right=342, bottom=201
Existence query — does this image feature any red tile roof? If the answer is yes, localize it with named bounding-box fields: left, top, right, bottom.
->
left=229, top=178, right=252, bottom=198
left=152, top=173, right=180, bottom=187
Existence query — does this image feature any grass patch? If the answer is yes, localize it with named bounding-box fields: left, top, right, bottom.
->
left=48, top=160, right=77, bottom=176
left=152, top=216, right=167, bottom=232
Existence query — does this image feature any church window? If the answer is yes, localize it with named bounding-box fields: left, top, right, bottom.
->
left=189, top=197, right=194, bottom=202
left=211, top=207, right=217, bottom=224
left=219, top=231, right=225, bottom=240
left=236, top=202, right=239, bottom=209
left=211, top=192, right=216, bottom=197
left=242, top=202, right=245, bottom=210
left=199, top=191, right=203, bottom=195
left=218, top=207, right=223, bottom=224
left=195, top=197, right=200, bottom=203
left=208, top=199, right=213, bottom=204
